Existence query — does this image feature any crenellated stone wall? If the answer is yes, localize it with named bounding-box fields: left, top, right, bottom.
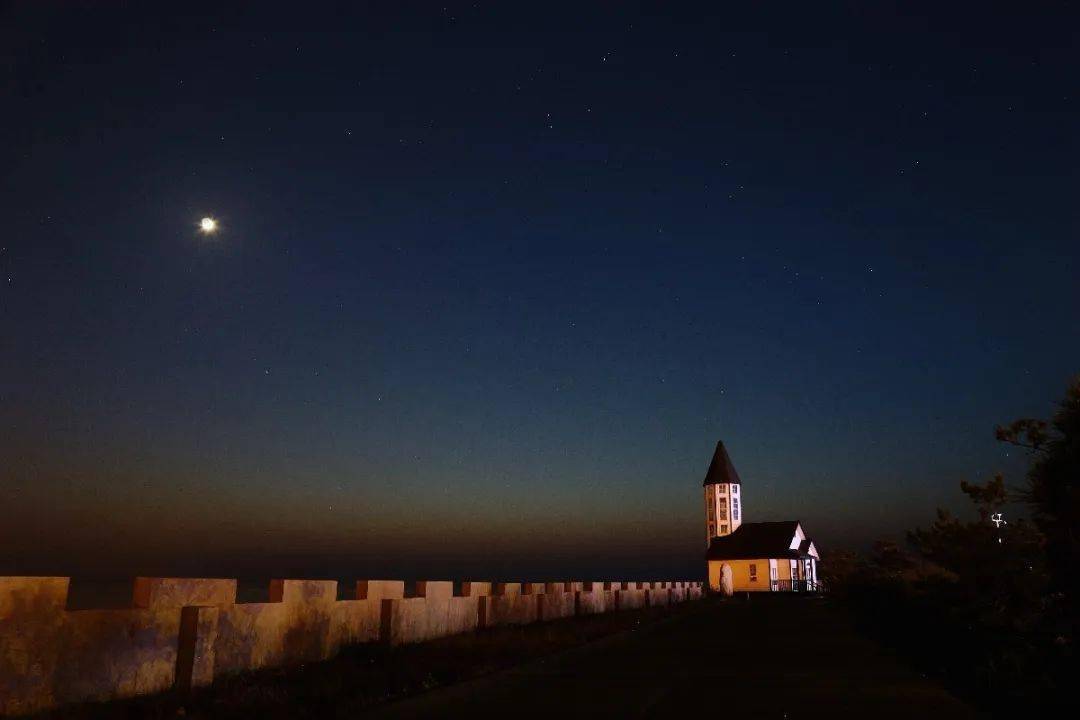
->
left=538, top=582, right=576, bottom=621
left=0, top=575, right=704, bottom=715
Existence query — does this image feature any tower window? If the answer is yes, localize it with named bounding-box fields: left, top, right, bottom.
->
left=749, top=564, right=757, bottom=581
left=720, top=524, right=727, bottom=533
left=732, top=497, right=739, bottom=520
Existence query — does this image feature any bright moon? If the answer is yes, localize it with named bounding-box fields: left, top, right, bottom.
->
left=199, top=217, right=217, bottom=233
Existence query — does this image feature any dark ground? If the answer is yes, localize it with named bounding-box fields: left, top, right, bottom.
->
left=368, top=595, right=978, bottom=719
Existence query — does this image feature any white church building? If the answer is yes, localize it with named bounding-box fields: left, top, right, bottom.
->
left=703, top=441, right=821, bottom=593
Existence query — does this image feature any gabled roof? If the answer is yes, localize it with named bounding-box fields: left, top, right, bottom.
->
left=799, top=539, right=820, bottom=559
left=706, top=521, right=815, bottom=560
left=703, top=440, right=742, bottom=487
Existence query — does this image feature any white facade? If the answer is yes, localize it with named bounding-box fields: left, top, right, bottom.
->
left=704, top=481, right=742, bottom=542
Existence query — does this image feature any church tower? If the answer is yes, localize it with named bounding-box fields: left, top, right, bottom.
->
left=703, top=440, right=743, bottom=544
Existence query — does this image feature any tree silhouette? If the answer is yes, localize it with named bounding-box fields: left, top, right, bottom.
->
left=846, top=379, right=1080, bottom=711
left=997, top=377, right=1080, bottom=614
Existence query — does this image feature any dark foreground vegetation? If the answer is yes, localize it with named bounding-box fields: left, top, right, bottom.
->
left=827, top=378, right=1079, bottom=716
left=29, top=601, right=691, bottom=719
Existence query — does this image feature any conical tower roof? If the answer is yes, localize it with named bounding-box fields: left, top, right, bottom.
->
left=702, top=440, right=742, bottom=487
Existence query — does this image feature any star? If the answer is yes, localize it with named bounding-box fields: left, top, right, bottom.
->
left=199, top=217, right=217, bottom=234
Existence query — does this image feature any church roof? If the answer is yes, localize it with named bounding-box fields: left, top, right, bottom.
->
left=706, top=521, right=813, bottom=560
left=702, top=440, right=742, bottom=487
left=798, top=538, right=820, bottom=559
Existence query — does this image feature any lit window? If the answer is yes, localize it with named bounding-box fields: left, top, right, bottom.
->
left=720, top=524, right=727, bottom=533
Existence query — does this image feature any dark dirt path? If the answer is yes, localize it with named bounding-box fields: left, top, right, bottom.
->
left=365, top=595, right=979, bottom=719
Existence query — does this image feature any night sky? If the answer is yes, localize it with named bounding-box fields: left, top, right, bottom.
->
left=2, top=2, right=1077, bottom=582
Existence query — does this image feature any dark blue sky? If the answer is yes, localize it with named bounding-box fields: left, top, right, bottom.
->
left=2, top=2, right=1077, bottom=580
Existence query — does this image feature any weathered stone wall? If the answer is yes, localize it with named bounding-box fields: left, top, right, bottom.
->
left=538, top=583, right=576, bottom=621
left=380, top=581, right=486, bottom=645
left=0, top=576, right=704, bottom=715
left=330, top=580, right=402, bottom=651
left=688, top=581, right=704, bottom=600
left=0, top=577, right=69, bottom=715
left=486, top=583, right=538, bottom=626
left=214, top=580, right=344, bottom=674
left=615, top=582, right=648, bottom=610
left=669, top=582, right=686, bottom=604
left=575, top=581, right=607, bottom=614
left=647, top=582, right=670, bottom=607
left=133, top=577, right=237, bottom=610
left=0, top=577, right=226, bottom=715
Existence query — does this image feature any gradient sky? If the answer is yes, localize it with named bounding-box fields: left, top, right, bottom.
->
left=2, top=2, right=1077, bottom=582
